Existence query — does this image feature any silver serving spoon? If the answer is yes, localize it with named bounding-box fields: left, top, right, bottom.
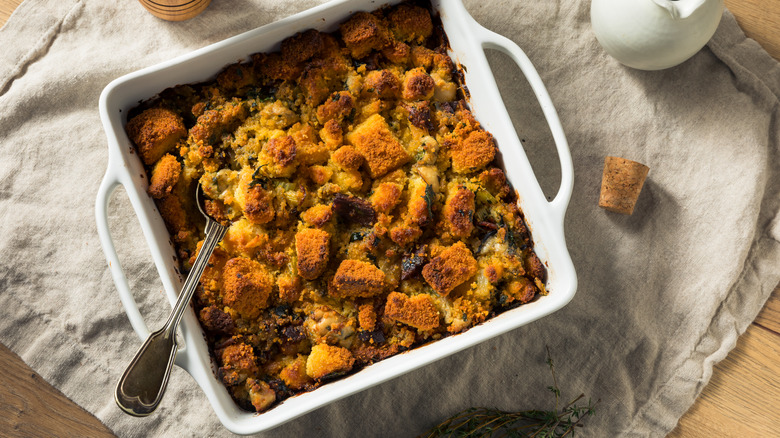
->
left=115, top=184, right=228, bottom=416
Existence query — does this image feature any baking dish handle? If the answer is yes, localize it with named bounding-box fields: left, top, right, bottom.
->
left=475, top=29, right=574, bottom=225
left=95, top=167, right=151, bottom=341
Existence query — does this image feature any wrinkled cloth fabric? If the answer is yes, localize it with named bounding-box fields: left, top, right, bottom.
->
left=1, top=1, right=778, bottom=437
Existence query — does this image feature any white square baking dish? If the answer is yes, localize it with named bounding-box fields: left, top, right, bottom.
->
left=96, top=0, right=577, bottom=434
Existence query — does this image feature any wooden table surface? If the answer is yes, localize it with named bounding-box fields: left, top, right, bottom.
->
left=1, top=1, right=778, bottom=436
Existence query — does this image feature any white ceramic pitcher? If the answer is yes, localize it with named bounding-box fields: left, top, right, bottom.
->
left=591, top=0, right=724, bottom=70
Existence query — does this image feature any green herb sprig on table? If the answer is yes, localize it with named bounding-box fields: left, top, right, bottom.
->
left=420, top=348, right=599, bottom=438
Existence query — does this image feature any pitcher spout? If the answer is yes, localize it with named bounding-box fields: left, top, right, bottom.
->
left=652, top=0, right=709, bottom=19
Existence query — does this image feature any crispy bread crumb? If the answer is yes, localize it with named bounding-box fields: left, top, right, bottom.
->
left=222, top=257, right=272, bottom=318
left=331, top=259, right=386, bottom=297
left=295, top=228, right=331, bottom=280
left=126, top=108, right=186, bottom=165
left=147, top=154, right=181, bottom=199
left=306, top=344, right=355, bottom=379
left=346, top=114, right=410, bottom=178
left=384, top=292, right=440, bottom=330
left=422, top=241, right=478, bottom=295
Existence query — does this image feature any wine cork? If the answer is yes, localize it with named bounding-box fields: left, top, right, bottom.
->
left=599, top=156, right=649, bottom=215
left=138, top=0, right=211, bottom=22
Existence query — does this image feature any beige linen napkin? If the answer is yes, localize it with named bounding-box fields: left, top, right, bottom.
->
left=1, top=1, right=778, bottom=436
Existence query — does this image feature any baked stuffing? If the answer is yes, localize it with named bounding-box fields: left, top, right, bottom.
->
left=125, top=1, right=547, bottom=413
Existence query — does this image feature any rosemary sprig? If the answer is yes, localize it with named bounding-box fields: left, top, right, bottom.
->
left=419, top=347, right=599, bottom=438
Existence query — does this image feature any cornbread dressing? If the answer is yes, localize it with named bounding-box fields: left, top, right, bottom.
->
left=125, top=0, right=547, bottom=413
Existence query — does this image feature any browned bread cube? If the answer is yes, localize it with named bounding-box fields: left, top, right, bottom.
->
left=402, top=68, right=435, bottom=101
left=281, top=29, right=325, bottom=64
left=358, top=303, right=377, bottom=331
left=443, top=185, right=475, bottom=238
left=450, top=129, right=496, bottom=174
left=126, top=108, right=186, bottom=165
left=387, top=4, right=433, bottom=44
left=370, top=181, right=403, bottom=213
left=300, top=204, right=333, bottom=228
left=219, top=342, right=258, bottom=385
left=147, top=153, right=181, bottom=199
left=384, top=292, right=440, bottom=330
left=222, top=257, right=273, bottom=319
left=306, top=344, right=355, bottom=380
left=295, top=228, right=331, bottom=280
left=363, top=69, right=401, bottom=99
left=422, top=241, right=478, bottom=295
left=346, top=114, right=410, bottom=178
left=316, top=91, right=355, bottom=124
left=264, top=135, right=297, bottom=167
left=340, top=12, right=391, bottom=59
left=280, top=355, right=312, bottom=389
left=189, top=100, right=248, bottom=146
left=331, top=259, right=386, bottom=298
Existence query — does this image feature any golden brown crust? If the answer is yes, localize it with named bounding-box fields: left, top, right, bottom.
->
left=402, top=68, right=435, bottom=101
left=422, top=241, right=478, bottom=295
left=126, top=108, right=186, bottom=165
left=370, top=182, right=402, bottom=213
left=147, top=154, right=181, bottom=199
left=295, top=228, right=331, bottom=281
left=443, top=187, right=475, bottom=238
left=340, top=12, right=391, bottom=59
left=222, top=257, right=272, bottom=319
left=387, top=4, right=433, bottom=44
left=505, top=277, right=537, bottom=304
left=306, top=344, right=355, bottom=379
left=320, top=119, right=343, bottom=149
left=300, top=204, right=333, bottom=228
left=346, top=114, right=410, bottom=178
left=299, top=58, right=350, bottom=106
left=332, top=145, right=364, bottom=171
left=264, top=135, right=297, bottom=167
left=217, top=62, right=255, bottom=91
left=220, top=343, right=258, bottom=383
left=450, top=129, right=496, bottom=174
left=358, top=303, right=377, bottom=331
left=291, top=122, right=331, bottom=165
left=280, top=355, right=312, bottom=389
left=189, top=100, right=248, bottom=146
left=255, top=52, right=302, bottom=81
left=384, top=292, right=440, bottom=330
left=316, top=91, right=354, bottom=124
left=363, top=69, right=401, bottom=100
left=381, top=40, right=410, bottom=64
left=331, top=259, right=386, bottom=298
left=277, top=275, right=303, bottom=303
left=156, top=193, right=190, bottom=242
left=389, top=224, right=422, bottom=248
left=281, top=29, right=325, bottom=64
left=242, top=185, right=275, bottom=225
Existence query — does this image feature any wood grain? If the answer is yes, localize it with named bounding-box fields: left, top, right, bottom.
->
left=725, top=0, right=780, bottom=60
left=0, top=1, right=778, bottom=437
left=669, top=321, right=780, bottom=437
left=0, top=0, right=20, bottom=26
left=0, top=344, right=115, bottom=438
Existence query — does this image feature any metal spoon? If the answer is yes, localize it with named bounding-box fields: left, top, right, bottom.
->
left=115, top=184, right=228, bottom=416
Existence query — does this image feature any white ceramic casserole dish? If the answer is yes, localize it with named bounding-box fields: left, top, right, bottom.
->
left=96, top=0, right=577, bottom=434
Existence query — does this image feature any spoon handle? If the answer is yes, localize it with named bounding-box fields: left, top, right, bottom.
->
left=115, top=218, right=227, bottom=416
left=164, top=219, right=227, bottom=333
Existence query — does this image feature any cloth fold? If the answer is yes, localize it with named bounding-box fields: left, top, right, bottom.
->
left=1, top=1, right=778, bottom=437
